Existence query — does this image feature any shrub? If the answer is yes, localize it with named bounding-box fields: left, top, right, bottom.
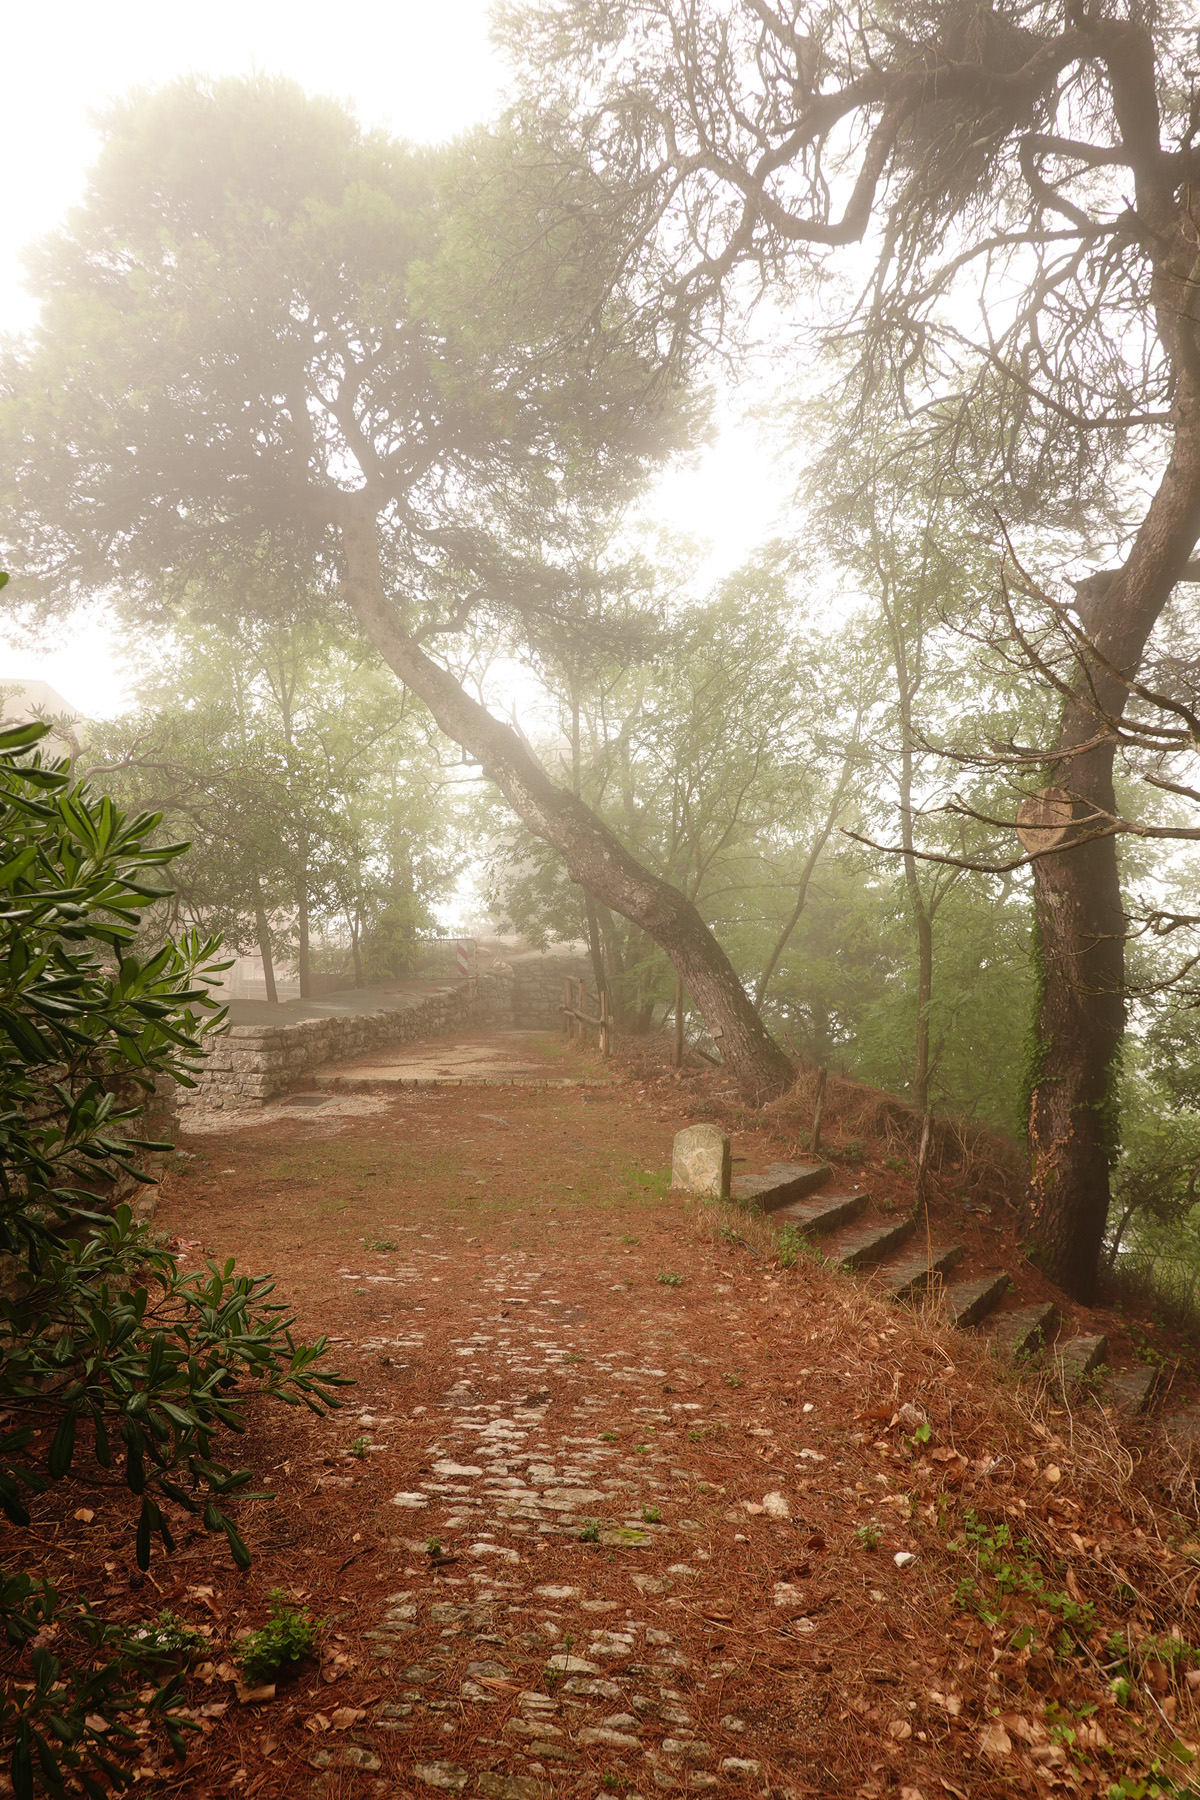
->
left=0, top=719, right=348, bottom=1795
left=235, top=1590, right=322, bottom=1684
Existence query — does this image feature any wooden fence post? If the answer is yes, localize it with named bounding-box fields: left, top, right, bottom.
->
left=600, top=989, right=610, bottom=1059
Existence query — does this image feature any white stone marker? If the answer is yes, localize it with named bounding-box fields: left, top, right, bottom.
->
left=670, top=1124, right=731, bottom=1198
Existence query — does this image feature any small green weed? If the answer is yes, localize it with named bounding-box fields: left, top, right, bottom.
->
left=620, top=1234, right=640, bottom=1246
left=131, top=1609, right=207, bottom=1660
left=643, top=1506, right=662, bottom=1524
left=348, top=1435, right=370, bottom=1459
left=236, top=1590, right=322, bottom=1685
left=578, top=1521, right=601, bottom=1543
left=426, top=1537, right=442, bottom=1558
left=775, top=1224, right=817, bottom=1269
left=717, top=1223, right=759, bottom=1255
left=362, top=1236, right=398, bottom=1252
left=1107, top=1765, right=1198, bottom=1797
left=600, top=1431, right=617, bottom=1442
left=722, top=1373, right=743, bottom=1389
left=657, top=1272, right=683, bottom=1288
left=1105, top=1629, right=1200, bottom=1691
left=954, top=1512, right=1094, bottom=1655
left=829, top=1138, right=866, bottom=1166
left=601, top=1773, right=622, bottom=1793
left=854, top=1523, right=883, bottom=1551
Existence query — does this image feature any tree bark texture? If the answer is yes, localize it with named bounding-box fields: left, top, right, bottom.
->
left=1028, top=430, right=1200, bottom=1300
left=1022, top=21, right=1200, bottom=1301
left=296, top=875, right=312, bottom=1001
left=253, top=884, right=278, bottom=1007
left=335, top=498, right=793, bottom=1102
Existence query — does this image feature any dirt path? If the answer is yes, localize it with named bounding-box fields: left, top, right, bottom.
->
left=18, top=1047, right=1181, bottom=1799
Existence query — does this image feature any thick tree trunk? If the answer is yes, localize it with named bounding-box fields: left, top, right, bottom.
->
left=584, top=892, right=607, bottom=1015
left=1026, top=815, right=1125, bottom=1300
left=1027, top=426, right=1200, bottom=1301
left=253, top=882, right=278, bottom=1006
left=297, top=872, right=312, bottom=1001
left=335, top=499, right=793, bottom=1102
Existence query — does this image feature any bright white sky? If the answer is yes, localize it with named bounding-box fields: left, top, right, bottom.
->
left=0, top=0, right=788, bottom=718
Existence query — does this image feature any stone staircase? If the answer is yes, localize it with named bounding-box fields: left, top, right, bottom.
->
left=730, top=1159, right=1160, bottom=1419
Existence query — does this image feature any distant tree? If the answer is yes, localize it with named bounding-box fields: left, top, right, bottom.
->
left=89, top=606, right=460, bottom=996
left=0, top=76, right=792, bottom=1100
left=486, top=559, right=868, bottom=1030
left=497, top=0, right=1200, bottom=1296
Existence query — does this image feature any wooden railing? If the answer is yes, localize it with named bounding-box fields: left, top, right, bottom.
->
left=562, top=978, right=611, bottom=1059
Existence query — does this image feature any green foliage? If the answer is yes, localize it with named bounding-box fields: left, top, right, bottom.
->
left=954, top=1511, right=1095, bottom=1656
left=129, top=1610, right=208, bottom=1660
left=0, top=1573, right=200, bottom=1800
left=89, top=613, right=461, bottom=991
left=854, top=1522, right=883, bottom=1551
left=235, top=1590, right=322, bottom=1685
left=656, top=1271, right=683, bottom=1287
left=0, top=721, right=347, bottom=1792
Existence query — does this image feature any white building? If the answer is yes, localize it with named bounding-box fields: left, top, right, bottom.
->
left=0, top=679, right=81, bottom=760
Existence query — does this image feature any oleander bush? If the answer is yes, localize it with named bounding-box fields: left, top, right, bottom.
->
left=0, top=705, right=347, bottom=1797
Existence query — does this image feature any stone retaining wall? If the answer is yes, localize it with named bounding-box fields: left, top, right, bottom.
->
left=179, top=953, right=591, bottom=1111
left=511, top=953, right=598, bottom=1029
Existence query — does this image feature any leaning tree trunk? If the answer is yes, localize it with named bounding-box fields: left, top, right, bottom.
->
left=335, top=498, right=793, bottom=1103
left=1026, top=420, right=1200, bottom=1301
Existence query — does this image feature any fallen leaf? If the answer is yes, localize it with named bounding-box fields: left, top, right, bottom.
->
left=73, top=1508, right=95, bottom=1523
left=887, top=1719, right=912, bottom=1740
left=900, top=1789, right=926, bottom=1800
left=979, top=1721, right=1012, bottom=1759
left=927, top=1690, right=962, bottom=1718
left=304, top=1714, right=331, bottom=1734
left=234, top=1682, right=275, bottom=1706
left=1042, top=1464, right=1061, bottom=1485
left=329, top=1708, right=365, bottom=1729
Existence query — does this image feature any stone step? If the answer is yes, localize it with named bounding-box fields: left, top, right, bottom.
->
left=988, top=1302, right=1057, bottom=1358
left=1055, top=1333, right=1108, bottom=1386
left=878, top=1243, right=964, bottom=1302
left=772, top=1191, right=867, bottom=1236
left=832, top=1216, right=915, bottom=1271
left=1107, top=1364, right=1159, bottom=1418
left=945, top=1272, right=1010, bottom=1329
left=732, top=1162, right=831, bottom=1214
